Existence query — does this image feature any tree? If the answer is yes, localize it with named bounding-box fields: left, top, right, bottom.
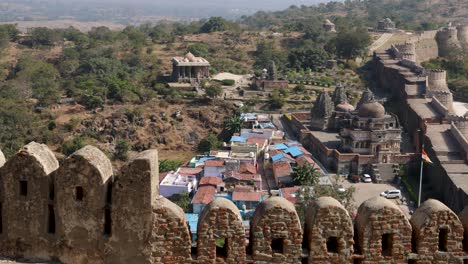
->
left=288, top=45, right=330, bottom=70
left=204, top=83, right=223, bottom=102
left=30, top=27, right=60, bottom=46
left=335, top=29, right=371, bottom=59
left=159, top=159, right=184, bottom=173
left=223, top=114, right=245, bottom=137
left=253, top=41, right=287, bottom=70
left=291, top=165, right=320, bottom=186
left=200, top=17, right=232, bottom=33
left=268, top=89, right=285, bottom=109
left=114, top=139, right=130, bottom=161
left=168, top=192, right=191, bottom=212
left=197, top=133, right=221, bottom=153
left=62, top=137, right=85, bottom=156
left=187, top=43, right=210, bottom=58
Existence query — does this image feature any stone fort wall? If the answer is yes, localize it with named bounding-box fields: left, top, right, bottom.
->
left=2, top=142, right=468, bottom=263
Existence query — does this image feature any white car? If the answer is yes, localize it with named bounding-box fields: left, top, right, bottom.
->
left=380, top=189, right=402, bottom=199
left=361, top=174, right=372, bottom=183
left=336, top=185, right=346, bottom=193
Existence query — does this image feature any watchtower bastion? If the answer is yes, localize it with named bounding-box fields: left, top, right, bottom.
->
left=0, top=142, right=468, bottom=263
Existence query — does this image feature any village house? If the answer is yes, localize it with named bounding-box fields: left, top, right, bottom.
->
left=159, top=170, right=197, bottom=198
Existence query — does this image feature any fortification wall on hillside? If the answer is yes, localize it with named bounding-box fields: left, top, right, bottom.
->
left=407, top=30, right=439, bottom=63
left=0, top=142, right=468, bottom=263
left=457, top=25, right=468, bottom=50
left=436, top=27, right=463, bottom=57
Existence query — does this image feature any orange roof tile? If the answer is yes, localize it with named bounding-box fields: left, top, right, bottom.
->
left=246, top=137, right=267, bottom=146
left=199, top=176, right=223, bottom=186
left=192, top=186, right=216, bottom=204
left=272, top=162, right=291, bottom=178
left=232, top=187, right=262, bottom=202
left=178, top=167, right=203, bottom=177
left=239, top=163, right=257, bottom=174
left=280, top=186, right=301, bottom=204
left=204, top=159, right=225, bottom=167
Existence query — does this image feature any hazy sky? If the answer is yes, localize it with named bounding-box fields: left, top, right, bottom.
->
left=0, top=0, right=338, bottom=21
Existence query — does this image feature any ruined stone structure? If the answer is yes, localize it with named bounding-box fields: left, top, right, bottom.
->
left=171, top=52, right=210, bottom=83
left=323, top=19, right=336, bottom=33
left=2, top=143, right=468, bottom=263
left=252, top=61, right=289, bottom=91
left=377, top=18, right=396, bottom=32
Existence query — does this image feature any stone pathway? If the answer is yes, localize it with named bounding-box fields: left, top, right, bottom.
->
left=368, top=33, right=394, bottom=54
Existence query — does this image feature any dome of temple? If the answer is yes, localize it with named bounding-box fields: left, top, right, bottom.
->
left=336, top=103, right=355, bottom=112
left=185, top=52, right=196, bottom=62
left=358, top=101, right=385, bottom=118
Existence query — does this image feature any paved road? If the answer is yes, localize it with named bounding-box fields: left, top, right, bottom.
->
left=341, top=180, right=413, bottom=218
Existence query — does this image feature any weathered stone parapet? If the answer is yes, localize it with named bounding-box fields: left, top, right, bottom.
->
left=55, top=146, right=113, bottom=264
left=196, top=198, right=246, bottom=264
left=355, top=197, right=412, bottom=263
left=304, top=197, right=354, bottom=264
left=250, top=197, right=302, bottom=263
left=0, top=142, right=59, bottom=259
left=107, top=150, right=159, bottom=264
left=411, top=199, right=464, bottom=262
left=0, top=144, right=468, bottom=263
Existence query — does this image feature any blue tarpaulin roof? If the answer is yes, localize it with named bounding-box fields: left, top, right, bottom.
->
left=274, top=143, right=288, bottom=150
left=230, top=136, right=247, bottom=143
left=271, top=153, right=284, bottom=162
left=284, top=146, right=303, bottom=158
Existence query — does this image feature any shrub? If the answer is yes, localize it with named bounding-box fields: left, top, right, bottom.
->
left=62, top=137, right=85, bottom=156
left=222, top=79, right=235, bottom=86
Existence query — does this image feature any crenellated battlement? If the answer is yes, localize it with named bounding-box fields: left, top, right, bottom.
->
left=1, top=142, right=468, bottom=263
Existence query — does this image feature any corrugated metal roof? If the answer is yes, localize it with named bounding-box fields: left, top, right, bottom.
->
left=271, top=153, right=284, bottom=162
left=284, top=146, right=303, bottom=158
left=273, top=143, right=288, bottom=150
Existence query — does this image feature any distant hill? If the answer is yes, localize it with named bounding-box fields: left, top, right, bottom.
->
left=240, top=0, right=468, bottom=31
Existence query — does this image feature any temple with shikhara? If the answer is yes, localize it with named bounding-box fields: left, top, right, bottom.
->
left=171, top=52, right=210, bottom=83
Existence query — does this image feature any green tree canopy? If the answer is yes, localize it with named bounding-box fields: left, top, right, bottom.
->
left=223, top=114, right=245, bottom=137
left=335, top=28, right=371, bottom=59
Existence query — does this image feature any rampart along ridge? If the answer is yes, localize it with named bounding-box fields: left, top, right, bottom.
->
left=1, top=142, right=468, bottom=263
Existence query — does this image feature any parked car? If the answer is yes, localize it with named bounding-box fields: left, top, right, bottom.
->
left=380, top=189, right=402, bottom=199
left=361, top=174, right=372, bottom=183
left=337, top=185, right=346, bottom=193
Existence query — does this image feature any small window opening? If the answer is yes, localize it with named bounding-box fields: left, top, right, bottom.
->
left=49, top=182, right=54, bottom=200
left=382, top=233, right=394, bottom=256
left=411, top=232, right=418, bottom=253
left=327, top=236, right=339, bottom=253
left=104, top=208, right=111, bottom=236
left=463, top=259, right=468, bottom=264
left=438, top=228, right=448, bottom=252
left=0, top=203, right=2, bottom=233
left=353, top=227, right=361, bottom=254
left=271, top=238, right=284, bottom=254
left=47, top=204, right=55, bottom=234
left=354, top=258, right=363, bottom=264
left=75, top=186, right=84, bottom=201
left=19, top=180, right=28, bottom=196
left=106, top=182, right=112, bottom=205
left=302, top=224, right=309, bottom=250
left=216, top=237, right=228, bottom=259
left=408, top=260, right=417, bottom=264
